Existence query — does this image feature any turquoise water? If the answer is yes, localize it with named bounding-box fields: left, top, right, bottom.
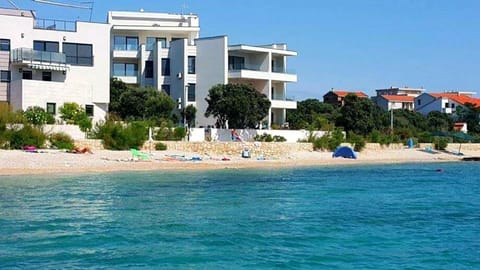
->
left=1, top=163, right=480, bottom=269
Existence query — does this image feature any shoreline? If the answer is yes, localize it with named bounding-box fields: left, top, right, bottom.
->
left=0, top=148, right=470, bottom=177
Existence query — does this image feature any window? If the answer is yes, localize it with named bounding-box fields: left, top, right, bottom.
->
left=113, top=36, right=138, bottom=51
left=228, top=56, right=245, bottom=70
left=146, top=37, right=167, bottom=50
left=187, top=83, right=195, bottom=102
left=417, top=99, right=421, bottom=106
left=113, top=63, right=138, bottom=76
left=63, top=43, right=93, bottom=66
left=188, top=56, right=196, bottom=74
left=46, top=103, right=56, bottom=115
left=171, top=38, right=183, bottom=42
left=33, top=40, right=59, bottom=52
left=0, top=39, right=10, bottom=51
left=22, top=70, right=32, bottom=80
left=161, top=84, right=170, bottom=96
left=85, top=105, right=94, bottom=117
left=145, top=60, right=154, bottom=78
left=42, top=71, right=52, bottom=81
left=0, top=70, right=10, bottom=82
left=161, top=58, right=170, bottom=76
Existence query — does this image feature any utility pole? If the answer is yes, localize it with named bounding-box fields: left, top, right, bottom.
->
left=390, top=105, right=394, bottom=134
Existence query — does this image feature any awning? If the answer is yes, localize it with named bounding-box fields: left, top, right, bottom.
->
left=28, top=64, right=69, bottom=72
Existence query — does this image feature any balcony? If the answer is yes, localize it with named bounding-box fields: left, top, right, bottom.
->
left=271, top=98, right=297, bottom=109
left=11, top=48, right=68, bottom=71
left=114, top=76, right=138, bottom=84
left=228, top=64, right=297, bottom=82
left=112, top=50, right=139, bottom=59
left=34, top=18, right=77, bottom=32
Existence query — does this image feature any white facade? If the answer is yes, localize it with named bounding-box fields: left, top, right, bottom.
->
left=414, top=93, right=469, bottom=115
left=108, top=11, right=297, bottom=129
left=0, top=7, right=110, bottom=122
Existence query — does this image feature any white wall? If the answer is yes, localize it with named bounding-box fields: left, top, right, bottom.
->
left=206, top=128, right=327, bottom=143
left=195, top=36, right=228, bottom=127
left=188, top=128, right=205, bottom=142
left=43, top=124, right=85, bottom=140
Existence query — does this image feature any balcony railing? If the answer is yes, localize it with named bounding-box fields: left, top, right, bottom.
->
left=228, top=64, right=264, bottom=71
left=12, top=48, right=66, bottom=65
left=34, top=18, right=77, bottom=32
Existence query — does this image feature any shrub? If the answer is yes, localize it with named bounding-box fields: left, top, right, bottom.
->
left=313, top=135, right=329, bottom=151
left=312, top=129, right=345, bottom=151
left=173, top=127, right=186, bottom=140
left=24, top=106, right=49, bottom=126
left=59, top=102, right=92, bottom=131
left=9, top=125, right=46, bottom=149
left=155, top=142, right=167, bottom=151
left=94, top=121, right=148, bottom=150
left=348, top=132, right=366, bottom=152
left=433, top=137, right=449, bottom=150
left=272, top=135, right=287, bottom=142
left=271, top=124, right=281, bottom=130
left=254, top=133, right=274, bottom=142
left=50, top=132, right=75, bottom=150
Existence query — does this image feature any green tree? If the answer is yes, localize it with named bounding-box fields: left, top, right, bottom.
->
left=456, top=103, right=480, bottom=134
left=109, top=77, right=129, bottom=115
left=336, top=94, right=387, bottom=136
left=205, top=83, right=271, bottom=129
left=24, top=106, right=54, bottom=126
left=181, top=104, right=197, bottom=127
left=59, top=102, right=92, bottom=132
left=426, top=111, right=453, bottom=132
left=117, top=87, right=175, bottom=120
left=287, top=99, right=335, bottom=129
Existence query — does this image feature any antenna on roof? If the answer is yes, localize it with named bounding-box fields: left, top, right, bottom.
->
left=31, top=0, right=94, bottom=21
left=6, top=0, right=20, bottom=9
left=180, top=2, right=188, bottom=15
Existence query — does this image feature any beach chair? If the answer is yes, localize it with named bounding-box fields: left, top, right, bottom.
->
left=130, top=149, right=150, bottom=161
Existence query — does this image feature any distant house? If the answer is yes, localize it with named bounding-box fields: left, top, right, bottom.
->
left=454, top=122, right=468, bottom=133
left=323, top=90, right=368, bottom=107
left=376, top=95, right=415, bottom=111
left=375, top=86, right=424, bottom=97
left=414, top=92, right=480, bottom=115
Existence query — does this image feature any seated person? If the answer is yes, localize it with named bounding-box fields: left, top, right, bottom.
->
left=71, top=146, right=93, bottom=154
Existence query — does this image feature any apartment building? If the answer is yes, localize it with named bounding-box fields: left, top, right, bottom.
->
left=373, top=86, right=424, bottom=111
left=414, top=92, right=480, bottom=115
left=323, top=90, right=368, bottom=107
left=0, top=7, right=110, bottom=122
left=108, top=12, right=297, bottom=128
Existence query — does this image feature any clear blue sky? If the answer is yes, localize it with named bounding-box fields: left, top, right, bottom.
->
left=9, top=0, right=480, bottom=99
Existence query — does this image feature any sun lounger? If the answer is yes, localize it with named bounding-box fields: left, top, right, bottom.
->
left=130, top=148, right=150, bottom=161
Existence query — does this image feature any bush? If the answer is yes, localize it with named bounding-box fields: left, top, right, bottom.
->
left=50, top=132, right=75, bottom=150
left=272, top=135, right=287, bottom=142
left=155, top=142, right=167, bottom=151
left=154, top=120, right=185, bottom=141
left=94, top=121, right=148, bottom=150
left=254, top=134, right=286, bottom=142
left=9, top=125, right=46, bottom=149
left=271, top=124, right=281, bottom=130
left=24, top=106, right=50, bottom=126
left=313, top=135, right=329, bottom=151
left=173, top=127, right=186, bottom=140
left=433, top=137, right=449, bottom=150
left=348, top=132, right=366, bottom=152
left=59, top=102, right=92, bottom=131
left=327, top=129, right=344, bottom=151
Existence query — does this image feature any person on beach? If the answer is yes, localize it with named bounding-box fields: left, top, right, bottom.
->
left=231, top=129, right=242, bottom=142
left=71, top=146, right=93, bottom=154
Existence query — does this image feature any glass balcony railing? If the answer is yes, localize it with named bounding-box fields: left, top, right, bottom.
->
left=228, top=63, right=264, bottom=71
left=12, top=48, right=66, bottom=64
left=34, top=18, right=77, bottom=32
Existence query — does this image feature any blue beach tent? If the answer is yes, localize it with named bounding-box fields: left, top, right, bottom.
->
left=332, top=146, right=357, bottom=159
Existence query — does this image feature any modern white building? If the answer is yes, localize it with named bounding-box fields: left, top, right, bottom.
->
left=0, top=7, right=110, bottom=122
left=376, top=95, right=415, bottom=111
left=107, top=12, right=297, bottom=128
left=414, top=92, right=480, bottom=115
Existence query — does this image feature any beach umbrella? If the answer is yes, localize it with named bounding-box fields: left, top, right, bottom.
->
left=451, top=132, right=476, bottom=155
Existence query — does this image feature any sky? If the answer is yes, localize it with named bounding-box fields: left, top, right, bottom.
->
left=7, top=0, right=480, bottom=100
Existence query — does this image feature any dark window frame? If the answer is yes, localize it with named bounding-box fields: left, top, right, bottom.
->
left=0, top=70, right=10, bottom=82
left=113, top=62, right=138, bottom=77
left=188, top=56, right=196, bottom=74
left=33, top=40, right=59, bottom=52
left=22, top=70, right=33, bottom=80
left=161, top=84, right=170, bottom=96
left=161, top=58, right=170, bottom=76
left=187, top=83, right=196, bottom=102
left=63, top=42, right=93, bottom=66
left=0, top=39, right=11, bottom=51
left=85, top=104, right=94, bottom=117
left=46, top=102, right=56, bottom=115
left=145, top=60, right=154, bottom=78
left=42, top=71, right=52, bottom=81
left=113, top=36, right=138, bottom=51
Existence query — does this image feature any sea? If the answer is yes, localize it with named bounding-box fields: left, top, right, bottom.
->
left=1, top=162, right=479, bottom=269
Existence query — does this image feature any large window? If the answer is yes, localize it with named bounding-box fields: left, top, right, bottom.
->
left=188, top=56, right=196, bottom=74
left=187, top=83, right=196, bottom=102
left=161, top=84, right=170, bottom=96
left=114, top=36, right=138, bottom=51
left=161, top=58, right=170, bottom=76
left=33, top=40, right=59, bottom=52
left=42, top=71, right=52, bottom=81
left=145, top=60, right=154, bottom=78
left=228, top=56, right=245, bottom=70
left=63, top=43, right=93, bottom=66
left=146, top=37, right=167, bottom=50
left=0, top=70, right=10, bottom=82
left=113, top=63, right=138, bottom=77
left=0, top=39, right=10, bottom=51
left=22, top=70, right=32, bottom=80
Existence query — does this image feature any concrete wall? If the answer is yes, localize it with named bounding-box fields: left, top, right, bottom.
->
left=206, top=128, right=327, bottom=143
left=195, top=36, right=228, bottom=127
left=43, top=124, right=86, bottom=140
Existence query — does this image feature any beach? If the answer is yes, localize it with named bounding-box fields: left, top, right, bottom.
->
left=0, top=147, right=474, bottom=176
